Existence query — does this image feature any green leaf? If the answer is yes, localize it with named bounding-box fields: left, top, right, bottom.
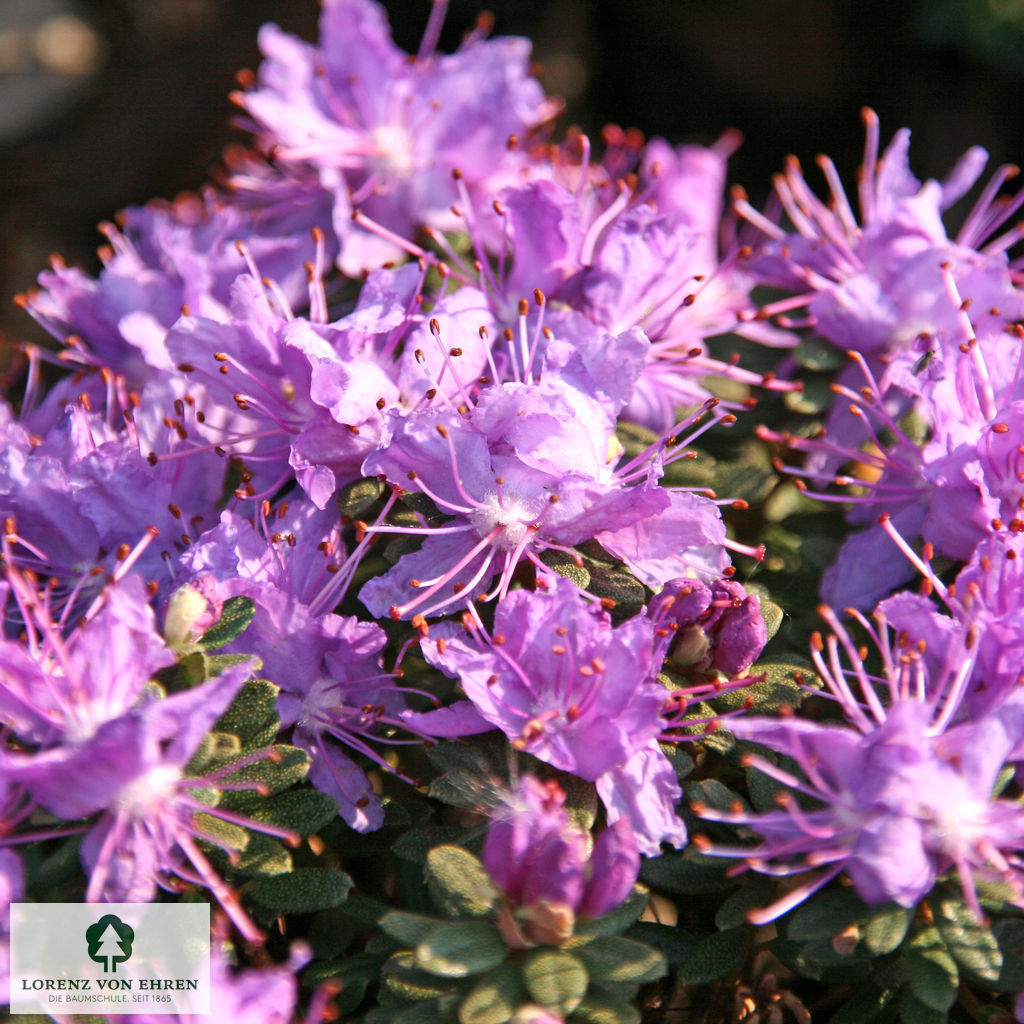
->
left=686, top=779, right=748, bottom=813
left=572, top=936, right=666, bottom=985
left=760, top=598, right=784, bottom=643
left=929, top=889, right=1003, bottom=982
left=213, top=678, right=281, bottom=747
left=393, top=826, right=469, bottom=865
left=426, top=846, right=499, bottom=917
left=568, top=989, right=641, bottom=1024
left=199, top=596, right=256, bottom=649
left=218, top=832, right=291, bottom=877
left=215, top=744, right=310, bottom=798
left=675, top=928, right=747, bottom=986
left=539, top=548, right=591, bottom=590
left=390, top=1003, right=453, bottom=1024
left=308, top=908, right=358, bottom=959
left=785, top=373, right=833, bottom=415
left=382, top=952, right=457, bottom=1002
left=826, top=984, right=896, bottom=1024
left=228, top=789, right=339, bottom=837
left=341, top=891, right=394, bottom=927
left=382, top=911, right=447, bottom=946
left=584, top=563, right=646, bottom=620
left=425, top=736, right=512, bottom=813
left=247, top=867, right=353, bottom=917
left=717, top=659, right=820, bottom=715
left=571, top=886, right=650, bottom=941
left=639, top=849, right=733, bottom=895
left=522, top=949, right=588, bottom=1015
left=615, top=420, right=659, bottom=460
left=416, top=921, right=507, bottom=978
left=458, top=963, right=526, bottom=1024
left=624, top=922, right=697, bottom=968
left=304, top=953, right=378, bottom=1015
left=339, top=476, right=387, bottom=519
left=860, top=902, right=913, bottom=956
left=991, top=918, right=1024, bottom=993
left=793, top=337, right=844, bottom=372
left=192, top=811, right=249, bottom=852
left=205, top=652, right=261, bottom=678
left=905, top=926, right=958, bottom=1012
left=787, top=890, right=863, bottom=942
left=713, top=444, right=779, bottom=504
left=897, top=987, right=949, bottom=1024
left=714, top=875, right=774, bottom=930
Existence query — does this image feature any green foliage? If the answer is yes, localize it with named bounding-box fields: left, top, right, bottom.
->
left=305, top=953, right=380, bottom=1016
left=197, top=595, right=257, bottom=649
left=247, top=867, right=353, bottom=919
left=215, top=745, right=312, bottom=798
left=904, top=925, right=959, bottom=1012
left=568, top=989, right=641, bottom=1024
left=539, top=547, right=591, bottom=589
left=425, top=846, right=499, bottom=917
left=860, top=903, right=914, bottom=956
left=230, top=788, right=339, bottom=837
left=425, top=735, right=514, bottom=813
left=571, top=936, right=666, bottom=984
left=521, top=949, right=589, bottom=1015
left=382, top=911, right=449, bottom=946
left=570, top=886, right=650, bottom=941
left=639, top=849, right=734, bottom=895
left=458, top=964, right=527, bottom=1024
left=212, top=678, right=281, bottom=748
left=414, top=921, right=508, bottom=978
left=928, top=887, right=1003, bottom=983
left=674, top=927, right=747, bottom=987
left=339, top=476, right=388, bottom=518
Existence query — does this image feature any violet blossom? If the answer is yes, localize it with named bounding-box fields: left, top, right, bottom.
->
left=402, top=577, right=695, bottom=855
left=694, top=600, right=1024, bottom=922
left=233, top=0, right=557, bottom=275
left=483, top=775, right=639, bottom=947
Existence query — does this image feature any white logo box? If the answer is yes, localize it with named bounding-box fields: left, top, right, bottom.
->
left=10, top=903, right=210, bottom=1015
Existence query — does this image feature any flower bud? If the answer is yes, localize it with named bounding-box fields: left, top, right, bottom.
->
left=163, top=577, right=222, bottom=647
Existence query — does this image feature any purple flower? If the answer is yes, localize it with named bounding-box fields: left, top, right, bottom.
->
left=100, top=921, right=314, bottom=1024
left=4, top=663, right=292, bottom=943
left=22, top=176, right=335, bottom=388
left=649, top=577, right=766, bottom=676
left=738, top=109, right=1024, bottom=357
left=167, top=272, right=403, bottom=507
left=420, top=141, right=795, bottom=431
left=695, top=602, right=1024, bottom=922
left=766, top=324, right=1024, bottom=607
left=359, top=378, right=733, bottom=621
left=234, top=0, right=556, bottom=275
left=178, top=501, right=411, bottom=832
left=483, top=776, right=639, bottom=946
left=403, top=578, right=690, bottom=854
left=0, top=848, right=24, bottom=1002
left=0, top=571, right=175, bottom=745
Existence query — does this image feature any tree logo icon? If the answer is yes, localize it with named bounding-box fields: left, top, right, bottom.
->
left=85, top=914, right=135, bottom=973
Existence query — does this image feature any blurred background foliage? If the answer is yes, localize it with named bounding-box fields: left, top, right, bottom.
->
left=2, top=0, right=1024, bottom=355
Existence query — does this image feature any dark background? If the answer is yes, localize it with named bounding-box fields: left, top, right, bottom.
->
left=2, top=0, right=1023, bottom=353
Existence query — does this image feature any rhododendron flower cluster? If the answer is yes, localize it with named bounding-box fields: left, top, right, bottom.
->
left=6, top=1, right=1024, bottom=1022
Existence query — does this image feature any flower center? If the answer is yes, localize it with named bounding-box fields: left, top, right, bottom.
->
left=116, top=763, right=181, bottom=815
left=469, top=491, right=535, bottom=550
left=372, top=124, right=416, bottom=180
